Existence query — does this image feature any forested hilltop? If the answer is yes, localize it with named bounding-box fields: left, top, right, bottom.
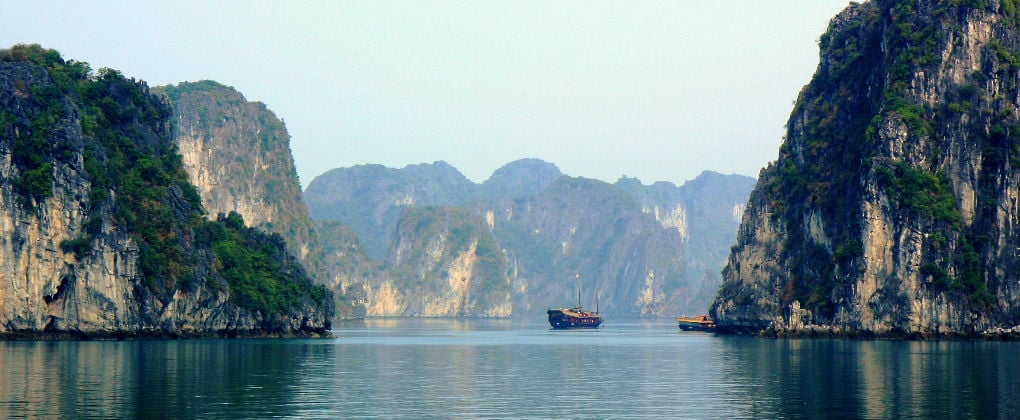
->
left=0, top=45, right=331, bottom=338
left=713, top=0, right=1020, bottom=338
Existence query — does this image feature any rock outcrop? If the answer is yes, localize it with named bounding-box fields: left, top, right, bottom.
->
left=0, top=45, right=331, bottom=338
left=159, top=81, right=316, bottom=257
left=370, top=207, right=511, bottom=317
left=305, top=161, right=477, bottom=260
left=483, top=176, right=688, bottom=317
left=157, top=80, right=361, bottom=319
left=480, top=158, right=562, bottom=199
left=618, top=171, right=755, bottom=313
left=712, top=0, right=1020, bottom=338
left=305, top=159, right=754, bottom=317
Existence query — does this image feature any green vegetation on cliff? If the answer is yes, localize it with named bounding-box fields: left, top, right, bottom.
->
left=1, top=44, right=328, bottom=319
left=713, top=0, right=1020, bottom=335
left=155, top=79, right=331, bottom=286
left=200, top=211, right=329, bottom=313
left=753, top=0, right=1017, bottom=317
left=874, top=161, right=960, bottom=226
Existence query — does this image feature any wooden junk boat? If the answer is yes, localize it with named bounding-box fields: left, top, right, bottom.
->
left=676, top=315, right=715, bottom=331
left=547, top=274, right=603, bottom=329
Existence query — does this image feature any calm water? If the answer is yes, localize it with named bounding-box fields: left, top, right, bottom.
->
left=2, top=319, right=1019, bottom=419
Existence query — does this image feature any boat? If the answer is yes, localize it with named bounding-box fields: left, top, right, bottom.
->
left=547, top=306, right=603, bottom=329
left=676, top=315, right=715, bottom=331
left=547, top=274, right=603, bottom=329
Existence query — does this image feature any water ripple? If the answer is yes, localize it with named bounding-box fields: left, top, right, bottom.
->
left=2, top=320, right=1020, bottom=418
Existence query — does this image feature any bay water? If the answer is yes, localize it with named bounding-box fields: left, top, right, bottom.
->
left=2, top=318, right=1019, bottom=418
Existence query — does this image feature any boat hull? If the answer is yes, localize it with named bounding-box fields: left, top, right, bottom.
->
left=676, top=315, right=715, bottom=332
left=548, top=308, right=602, bottom=329
left=677, top=322, right=714, bottom=332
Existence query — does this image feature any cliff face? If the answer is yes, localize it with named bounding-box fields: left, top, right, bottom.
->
left=313, top=219, right=374, bottom=319
left=158, top=81, right=318, bottom=264
left=305, top=159, right=752, bottom=317
left=483, top=177, right=688, bottom=317
left=618, top=171, right=755, bottom=313
left=305, top=161, right=476, bottom=260
left=158, top=81, right=363, bottom=319
left=712, top=0, right=1020, bottom=337
left=368, top=207, right=511, bottom=316
left=0, top=46, right=331, bottom=338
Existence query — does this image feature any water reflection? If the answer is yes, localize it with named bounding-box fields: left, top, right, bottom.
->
left=2, top=321, right=1019, bottom=418
left=717, top=338, right=1020, bottom=419
left=0, top=339, right=334, bottom=418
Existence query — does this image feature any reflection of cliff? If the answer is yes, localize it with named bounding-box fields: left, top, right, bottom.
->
left=712, top=338, right=1015, bottom=418
left=0, top=340, right=321, bottom=418
left=2, top=331, right=1017, bottom=417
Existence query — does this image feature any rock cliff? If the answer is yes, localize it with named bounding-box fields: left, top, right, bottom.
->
left=305, top=161, right=477, bottom=260
left=157, top=80, right=360, bottom=318
left=305, top=159, right=753, bottom=317
left=313, top=219, right=374, bottom=319
left=483, top=176, right=688, bottom=317
left=0, top=45, right=331, bottom=338
left=372, top=207, right=511, bottom=316
left=618, top=171, right=755, bottom=313
left=712, top=0, right=1020, bottom=338
left=158, top=81, right=319, bottom=267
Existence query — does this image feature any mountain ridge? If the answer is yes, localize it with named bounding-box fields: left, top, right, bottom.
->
left=306, top=158, right=755, bottom=317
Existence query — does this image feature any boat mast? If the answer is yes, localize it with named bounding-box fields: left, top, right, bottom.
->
left=576, top=273, right=582, bottom=308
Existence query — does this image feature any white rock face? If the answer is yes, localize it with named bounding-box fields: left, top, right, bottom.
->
left=168, top=82, right=317, bottom=263
left=711, top=3, right=1020, bottom=338
left=650, top=205, right=688, bottom=240
left=362, top=208, right=512, bottom=318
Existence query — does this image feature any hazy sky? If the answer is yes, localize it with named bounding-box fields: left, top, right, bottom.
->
left=2, top=1, right=852, bottom=187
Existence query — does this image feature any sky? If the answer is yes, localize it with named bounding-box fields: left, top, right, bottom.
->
left=1, top=1, right=853, bottom=188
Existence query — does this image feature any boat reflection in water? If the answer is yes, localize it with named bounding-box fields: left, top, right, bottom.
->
left=547, top=274, right=603, bottom=329
left=676, top=315, right=715, bottom=332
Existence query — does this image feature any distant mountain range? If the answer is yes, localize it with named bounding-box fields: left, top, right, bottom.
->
left=305, top=159, right=754, bottom=317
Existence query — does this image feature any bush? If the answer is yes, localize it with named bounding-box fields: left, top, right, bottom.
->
left=210, top=212, right=313, bottom=315
left=876, top=161, right=960, bottom=227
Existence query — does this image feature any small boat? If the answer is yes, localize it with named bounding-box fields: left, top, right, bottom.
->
left=548, top=274, right=603, bottom=329
left=677, top=315, right=715, bottom=331
left=547, top=306, right=603, bottom=329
